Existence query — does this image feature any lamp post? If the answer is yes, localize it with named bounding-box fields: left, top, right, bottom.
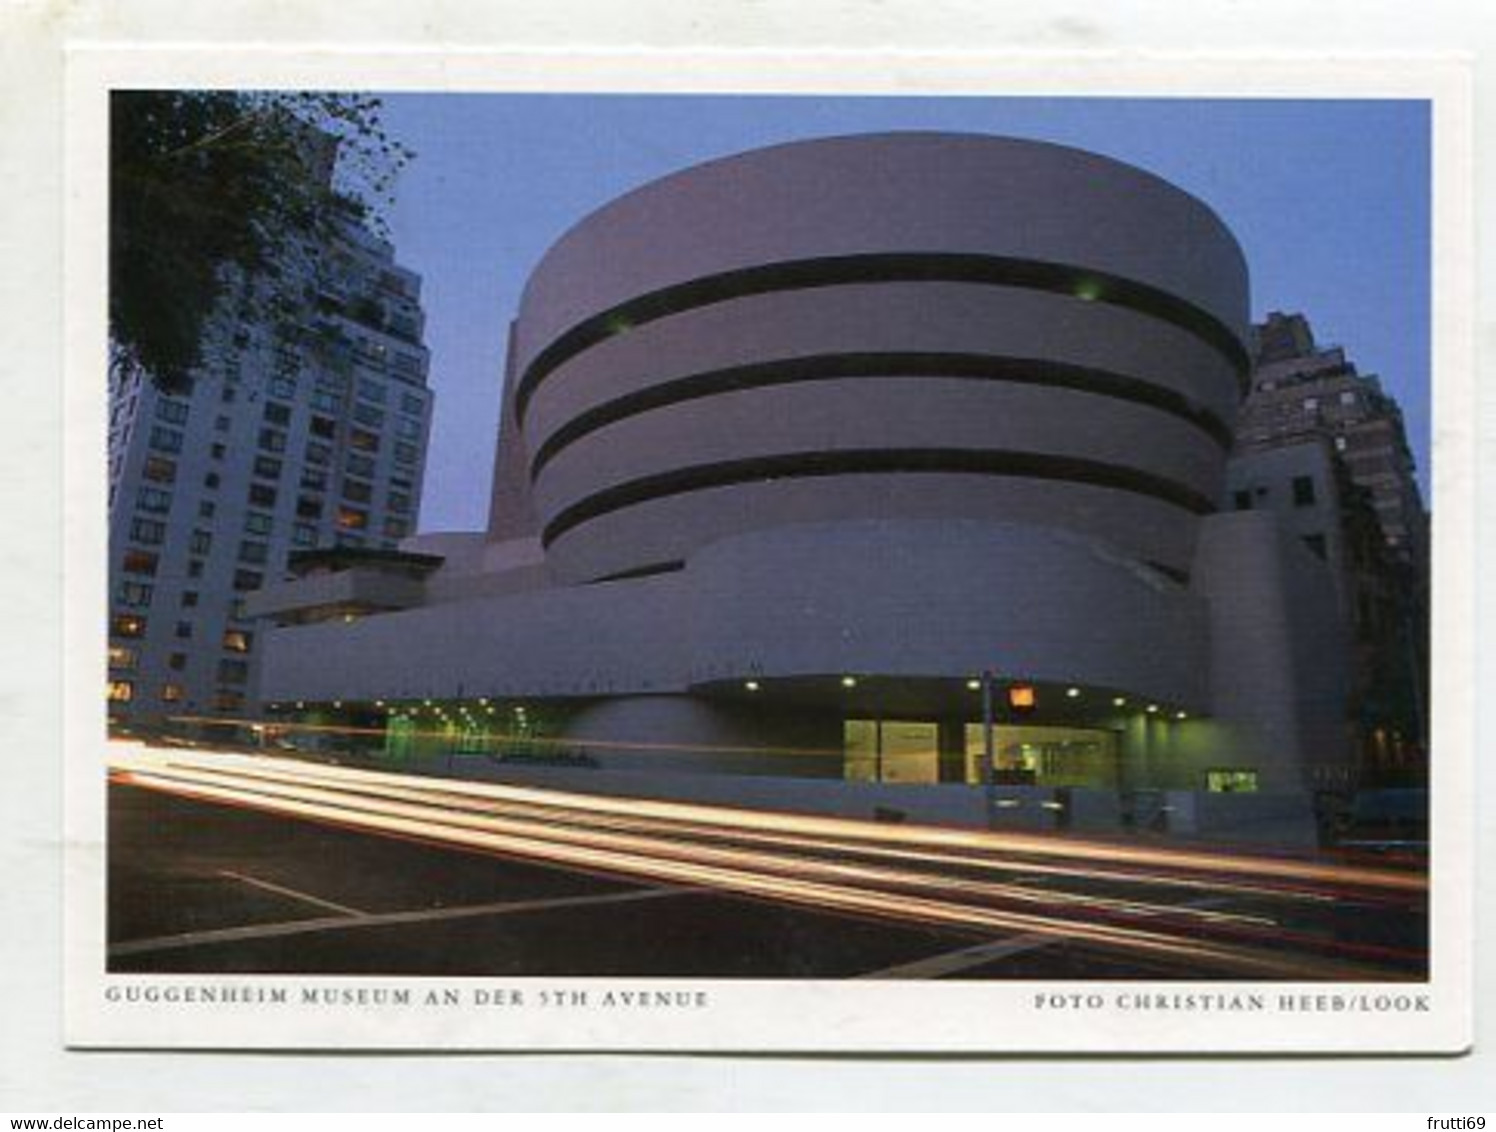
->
left=981, top=669, right=996, bottom=829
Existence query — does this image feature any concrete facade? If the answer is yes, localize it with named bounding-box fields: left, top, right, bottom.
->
left=251, top=133, right=1355, bottom=822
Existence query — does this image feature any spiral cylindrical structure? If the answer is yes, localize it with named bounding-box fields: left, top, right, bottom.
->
left=502, top=133, right=1249, bottom=584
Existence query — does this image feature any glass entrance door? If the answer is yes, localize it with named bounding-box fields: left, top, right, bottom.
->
left=843, top=719, right=940, bottom=783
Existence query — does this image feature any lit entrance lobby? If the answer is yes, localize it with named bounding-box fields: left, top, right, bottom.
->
left=844, top=719, right=1120, bottom=788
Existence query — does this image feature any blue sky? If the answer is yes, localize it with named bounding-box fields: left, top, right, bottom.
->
left=377, top=94, right=1431, bottom=534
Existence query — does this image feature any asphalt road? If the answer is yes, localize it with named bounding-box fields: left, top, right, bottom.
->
left=106, top=749, right=1429, bottom=981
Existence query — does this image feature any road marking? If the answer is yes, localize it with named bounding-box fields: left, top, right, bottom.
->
left=855, top=933, right=1056, bottom=979
left=218, top=870, right=369, bottom=918
left=856, top=895, right=1249, bottom=980
left=110, top=885, right=695, bottom=959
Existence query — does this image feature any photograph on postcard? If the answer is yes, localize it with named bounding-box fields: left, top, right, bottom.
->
left=68, top=64, right=1472, bottom=1051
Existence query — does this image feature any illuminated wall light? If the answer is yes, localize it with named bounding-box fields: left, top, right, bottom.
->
left=1112, top=696, right=1126, bottom=708
left=1065, top=687, right=1081, bottom=699
left=966, top=679, right=982, bottom=691
left=1175, top=711, right=1189, bottom=720
left=744, top=680, right=761, bottom=692
left=1146, top=704, right=1159, bottom=714
left=841, top=676, right=858, bottom=689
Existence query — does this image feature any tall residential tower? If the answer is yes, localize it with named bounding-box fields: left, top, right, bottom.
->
left=106, top=201, right=434, bottom=731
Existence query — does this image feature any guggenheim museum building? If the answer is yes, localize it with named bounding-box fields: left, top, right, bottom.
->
left=250, top=132, right=1351, bottom=816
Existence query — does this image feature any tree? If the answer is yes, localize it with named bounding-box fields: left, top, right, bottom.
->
left=109, top=90, right=413, bottom=391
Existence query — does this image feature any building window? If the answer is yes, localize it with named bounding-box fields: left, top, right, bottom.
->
left=400, top=392, right=424, bottom=415
left=210, top=442, right=226, bottom=460
left=1292, top=475, right=1316, bottom=507
left=1334, top=435, right=1348, bottom=452
left=204, top=471, right=221, bottom=490
left=263, top=402, right=292, bottom=426
left=181, top=590, right=199, bottom=608
left=269, top=376, right=296, bottom=399
left=357, top=377, right=386, bottom=403
left=232, top=569, right=263, bottom=592
left=215, top=414, right=232, bottom=432
left=108, top=645, right=138, bottom=671
left=258, top=428, right=287, bottom=453
left=175, top=621, right=193, bottom=639
left=1205, top=768, right=1259, bottom=793
left=111, top=614, right=146, bottom=638
left=129, top=517, right=165, bottom=545
left=142, top=456, right=176, bottom=483
left=198, top=500, right=215, bottom=519
left=107, top=680, right=134, bottom=704
left=1302, top=397, right=1319, bottom=412
left=292, top=523, right=318, bottom=547
left=384, top=517, right=409, bottom=539
left=115, top=581, right=153, bottom=607
left=353, top=403, right=385, bottom=428
left=388, top=491, right=410, bottom=514
left=244, top=512, right=274, bottom=536
left=350, top=429, right=380, bottom=452
left=297, top=496, right=324, bottom=519
left=213, top=691, right=245, bottom=713
left=135, top=486, right=171, bottom=513
left=121, top=549, right=158, bottom=575
left=300, top=468, right=328, bottom=492
left=238, top=540, right=269, bottom=565
left=310, top=416, right=337, bottom=440
left=395, top=417, right=421, bottom=440
left=187, top=558, right=204, bottom=579
left=346, top=454, right=375, bottom=478
left=149, top=426, right=183, bottom=453
left=189, top=529, right=213, bottom=555
left=342, top=480, right=372, bottom=504
left=223, top=630, right=253, bottom=653
left=253, top=455, right=283, bottom=480
left=311, top=391, right=340, bottom=414
left=337, top=507, right=368, bottom=531
left=161, top=683, right=184, bottom=703
left=249, top=484, right=278, bottom=507
left=155, top=399, right=189, bottom=424
left=220, top=386, right=236, bottom=404
left=1302, top=533, right=1327, bottom=560
left=393, top=441, right=418, bottom=465
left=168, top=652, right=187, bottom=671
left=216, top=659, right=250, bottom=684
left=305, top=442, right=331, bottom=466
left=1339, top=390, right=1357, bottom=406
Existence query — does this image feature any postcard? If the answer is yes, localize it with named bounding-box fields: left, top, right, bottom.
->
left=63, top=46, right=1474, bottom=1052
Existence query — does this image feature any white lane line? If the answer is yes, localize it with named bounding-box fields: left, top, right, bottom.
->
left=110, top=885, right=695, bottom=958
left=855, top=934, right=1056, bottom=979
left=855, top=895, right=1251, bottom=980
left=218, top=870, right=369, bottom=918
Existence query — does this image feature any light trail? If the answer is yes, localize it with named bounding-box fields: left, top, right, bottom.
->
left=107, top=745, right=1427, bottom=979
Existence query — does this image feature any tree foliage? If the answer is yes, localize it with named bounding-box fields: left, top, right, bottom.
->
left=109, top=90, right=413, bottom=390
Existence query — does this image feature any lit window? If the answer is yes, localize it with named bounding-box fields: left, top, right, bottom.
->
left=142, top=456, right=176, bottom=483
left=337, top=507, right=367, bottom=531
left=349, top=429, right=379, bottom=452
left=161, top=683, right=184, bottom=703
left=108, top=645, right=138, bottom=670
left=107, top=680, right=134, bottom=703
left=111, top=614, right=145, bottom=638
left=223, top=630, right=253, bottom=653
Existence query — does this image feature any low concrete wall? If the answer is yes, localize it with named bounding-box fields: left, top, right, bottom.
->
left=395, top=757, right=1321, bottom=846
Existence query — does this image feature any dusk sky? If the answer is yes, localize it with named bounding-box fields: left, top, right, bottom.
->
left=376, top=95, right=1431, bottom=535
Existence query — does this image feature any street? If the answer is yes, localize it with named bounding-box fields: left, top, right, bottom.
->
left=107, top=747, right=1428, bottom=981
